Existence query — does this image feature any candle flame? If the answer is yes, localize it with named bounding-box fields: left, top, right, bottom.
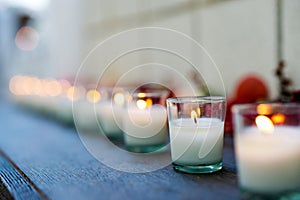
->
left=114, top=93, right=125, bottom=106
left=9, top=75, right=23, bottom=95
left=255, top=115, right=274, bottom=134
left=67, top=86, right=82, bottom=101
left=45, top=80, right=62, bottom=97
left=191, top=110, right=197, bottom=124
left=86, top=89, right=101, bottom=103
left=136, top=99, right=147, bottom=110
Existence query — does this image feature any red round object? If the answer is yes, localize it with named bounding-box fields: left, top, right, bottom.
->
left=234, top=75, right=269, bottom=103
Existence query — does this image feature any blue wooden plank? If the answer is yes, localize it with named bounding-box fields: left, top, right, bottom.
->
left=0, top=99, right=240, bottom=200
left=0, top=151, right=45, bottom=200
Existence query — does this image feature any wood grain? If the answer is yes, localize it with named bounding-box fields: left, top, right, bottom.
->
left=0, top=151, right=46, bottom=200
left=0, top=178, right=13, bottom=200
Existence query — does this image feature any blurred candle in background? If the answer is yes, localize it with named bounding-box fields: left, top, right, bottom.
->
left=123, top=90, right=169, bottom=153
left=233, top=103, right=300, bottom=197
left=97, top=87, right=126, bottom=140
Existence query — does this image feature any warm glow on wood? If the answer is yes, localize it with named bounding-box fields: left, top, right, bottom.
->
left=255, top=115, right=274, bottom=134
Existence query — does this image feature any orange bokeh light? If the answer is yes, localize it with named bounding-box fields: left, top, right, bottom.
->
left=45, top=80, right=62, bottom=97
left=67, top=86, right=83, bottom=101
left=256, top=104, right=273, bottom=115
left=9, top=75, right=24, bottom=95
left=271, top=113, right=285, bottom=124
left=86, top=90, right=101, bottom=103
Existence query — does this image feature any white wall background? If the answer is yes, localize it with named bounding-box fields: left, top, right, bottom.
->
left=80, top=0, right=282, bottom=98
left=199, top=0, right=278, bottom=98
left=2, top=0, right=300, bottom=99
left=283, top=0, right=300, bottom=92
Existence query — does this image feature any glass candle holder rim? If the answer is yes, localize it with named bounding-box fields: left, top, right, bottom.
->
left=232, top=102, right=300, bottom=196
left=167, top=96, right=225, bottom=104
left=98, top=86, right=131, bottom=92
left=231, top=103, right=300, bottom=115
left=129, top=90, right=170, bottom=98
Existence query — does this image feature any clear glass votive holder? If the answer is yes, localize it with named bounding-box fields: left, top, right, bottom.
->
left=123, top=90, right=169, bottom=153
left=97, top=87, right=127, bottom=140
left=232, top=103, right=300, bottom=199
left=166, top=96, right=226, bottom=174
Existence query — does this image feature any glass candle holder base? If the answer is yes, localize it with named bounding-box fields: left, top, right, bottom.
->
left=105, top=133, right=123, bottom=142
left=126, top=144, right=166, bottom=153
left=172, top=162, right=222, bottom=174
left=240, top=188, right=300, bottom=200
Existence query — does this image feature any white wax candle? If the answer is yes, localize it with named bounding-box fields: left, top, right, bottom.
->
left=123, top=105, right=167, bottom=146
left=53, top=97, right=73, bottom=123
left=169, top=118, right=224, bottom=165
left=73, top=101, right=100, bottom=131
left=97, top=101, right=123, bottom=136
left=235, top=126, right=300, bottom=193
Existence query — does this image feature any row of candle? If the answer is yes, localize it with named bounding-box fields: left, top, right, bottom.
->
left=9, top=75, right=85, bottom=124
left=9, top=76, right=225, bottom=166
left=9, top=75, right=300, bottom=198
left=75, top=88, right=170, bottom=153
left=9, top=75, right=171, bottom=152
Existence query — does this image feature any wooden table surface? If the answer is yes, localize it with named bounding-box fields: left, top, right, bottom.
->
left=0, top=98, right=240, bottom=200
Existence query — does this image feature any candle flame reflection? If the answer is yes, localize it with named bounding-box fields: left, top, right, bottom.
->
left=255, top=115, right=274, bottom=134
left=137, top=93, right=146, bottom=98
left=197, top=107, right=201, bottom=116
left=271, top=113, right=285, bottom=124
left=146, top=98, right=153, bottom=107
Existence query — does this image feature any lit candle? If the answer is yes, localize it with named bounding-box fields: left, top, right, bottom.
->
left=73, top=89, right=100, bottom=131
left=57, top=85, right=84, bottom=124
left=54, top=96, right=73, bottom=124
left=169, top=114, right=224, bottom=165
left=235, top=115, right=300, bottom=193
left=97, top=92, right=125, bottom=138
left=123, top=93, right=168, bottom=152
left=167, top=96, right=226, bottom=173
left=73, top=101, right=99, bottom=131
